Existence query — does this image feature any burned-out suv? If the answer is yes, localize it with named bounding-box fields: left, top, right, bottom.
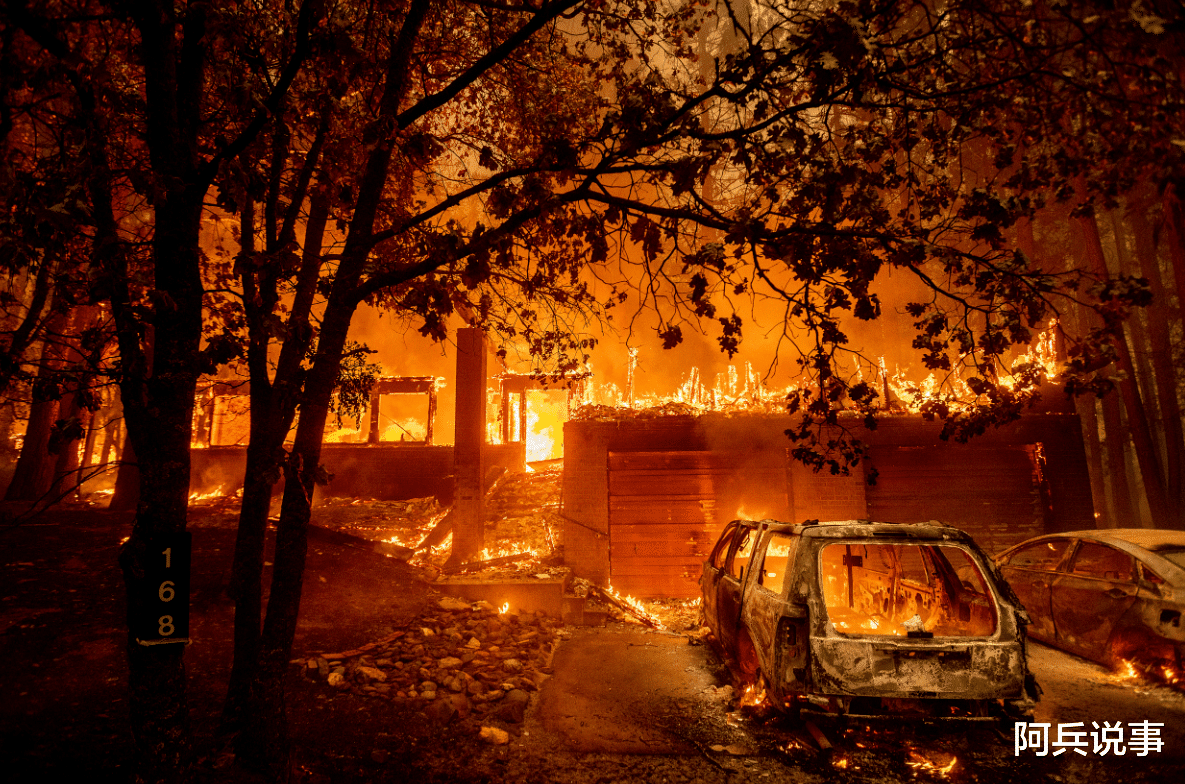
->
left=700, top=519, right=1039, bottom=721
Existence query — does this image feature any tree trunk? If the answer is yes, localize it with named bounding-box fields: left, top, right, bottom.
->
left=237, top=300, right=355, bottom=777
left=236, top=3, right=433, bottom=772
left=109, top=427, right=141, bottom=511
left=1127, top=200, right=1184, bottom=526
left=1100, top=390, right=1138, bottom=527
left=5, top=315, right=68, bottom=502
left=223, top=190, right=326, bottom=738
left=114, top=4, right=210, bottom=778
left=4, top=395, right=58, bottom=502
left=1160, top=185, right=1185, bottom=322
left=1079, top=212, right=1171, bottom=526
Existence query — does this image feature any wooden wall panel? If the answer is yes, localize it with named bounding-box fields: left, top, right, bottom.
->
left=866, top=445, right=1046, bottom=556
left=607, top=450, right=788, bottom=597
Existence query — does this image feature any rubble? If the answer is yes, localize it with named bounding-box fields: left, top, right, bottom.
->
left=303, top=596, right=560, bottom=728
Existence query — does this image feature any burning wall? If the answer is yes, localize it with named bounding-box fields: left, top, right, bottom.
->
left=561, top=412, right=1093, bottom=598
left=190, top=442, right=525, bottom=502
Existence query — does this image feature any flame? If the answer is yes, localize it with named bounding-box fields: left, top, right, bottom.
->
left=577, top=361, right=798, bottom=418
left=1114, top=659, right=1141, bottom=680
left=604, top=582, right=664, bottom=629
left=381, top=418, right=426, bottom=442
left=833, top=757, right=849, bottom=769
left=189, top=486, right=224, bottom=502
left=736, top=505, right=768, bottom=521
left=323, top=426, right=365, bottom=443
left=499, top=602, right=510, bottom=614
left=479, top=543, right=544, bottom=561
left=739, top=682, right=767, bottom=709
left=525, top=391, right=566, bottom=462
left=906, top=749, right=957, bottom=777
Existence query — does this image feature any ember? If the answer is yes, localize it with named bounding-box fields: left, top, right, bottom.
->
left=906, top=748, right=958, bottom=777
left=189, top=486, right=224, bottom=502
left=738, top=682, right=767, bottom=709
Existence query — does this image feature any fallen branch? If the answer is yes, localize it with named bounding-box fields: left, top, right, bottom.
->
left=315, top=630, right=407, bottom=662
left=588, top=584, right=662, bottom=629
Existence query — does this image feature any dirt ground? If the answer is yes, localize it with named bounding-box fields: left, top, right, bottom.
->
left=3, top=500, right=1185, bottom=784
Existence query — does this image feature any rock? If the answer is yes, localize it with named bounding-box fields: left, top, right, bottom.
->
left=327, top=672, right=348, bottom=689
left=448, top=692, right=472, bottom=718
left=420, top=627, right=437, bottom=637
left=484, top=690, right=505, bottom=702
left=474, top=600, right=497, bottom=613
left=465, top=637, right=481, bottom=649
left=437, top=596, right=471, bottom=612
left=316, top=657, right=330, bottom=678
left=467, top=679, right=486, bottom=696
left=439, top=656, right=463, bottom=669
left=420, top=681, right=437, bottom=691
left=421, top=689, right=437, bottom=701
left=491, top=690, right=528, bottom=723
left=448, top=678, right=465, bottom=693
left=426, top=698, right=456, bottom=724
left=479, top=726, right=510, bottom=745
left=356, top=666, right=387, bottom=683
left=502, top=658, right=523, bottom=672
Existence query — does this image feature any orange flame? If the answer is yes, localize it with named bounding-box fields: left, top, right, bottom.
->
left=739, top=682, right=767, bottom=709
left=189, top=486, right=224, bottom=502
left=906, top=749, right=958, bottom=777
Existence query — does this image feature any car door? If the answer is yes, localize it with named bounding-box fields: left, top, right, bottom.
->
left=716, top=523, right=758, bottom=656
left=1050, top=541, right=1139, bottom=661
left=998, top=538, right=1071, bottom=642
left=741, top=532, right=798, bottom=675
left=701, top=521, right=738, bottom=634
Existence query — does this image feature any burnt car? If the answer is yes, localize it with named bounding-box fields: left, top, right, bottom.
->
left=700, top=519, right=1038, bottom=721
left=996, top=529, right=1185, bottom=675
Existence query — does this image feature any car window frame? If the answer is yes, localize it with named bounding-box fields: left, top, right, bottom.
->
left=1067, top=540, right=1136, bottom=583
left=1003, top=537, right=1073, bottom=572
left=755, top=531, right=798, bottom=598
left=709, top=522, right=739, bottom=572
left=725, top=523, right=758, bottom=582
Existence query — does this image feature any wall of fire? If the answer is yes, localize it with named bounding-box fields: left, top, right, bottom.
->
left=561, top=413, right=1094, bottom=598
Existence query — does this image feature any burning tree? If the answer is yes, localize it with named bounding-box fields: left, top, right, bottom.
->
left=3, top=0, right=1184, bottom=781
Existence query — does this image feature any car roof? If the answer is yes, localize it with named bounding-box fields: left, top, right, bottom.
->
left=731, top=518, right=981, bottom=545
left=1001, top=529, right=1185, bottom=584
left=1086, top=528, right=1185, bottom=551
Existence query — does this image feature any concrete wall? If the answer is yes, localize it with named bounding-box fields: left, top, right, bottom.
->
left=190, top=442, right=526, bottom=502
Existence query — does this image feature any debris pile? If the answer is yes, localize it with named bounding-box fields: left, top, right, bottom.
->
left=302, top=596, right=562, bottom=726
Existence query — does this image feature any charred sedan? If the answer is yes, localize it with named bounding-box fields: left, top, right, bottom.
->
left=996, top=529, right=1185, bottom=677
left=700, top=519, right=1038, bottom=721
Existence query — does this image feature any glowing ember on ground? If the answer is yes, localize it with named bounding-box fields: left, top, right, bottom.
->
left=189, top=486, right=224, bottom=502
left=906, top=749, right=958, bottom=777
left=832, top=756, right=849, bottom=769
left=1114, top=659, right=1141, bottom=681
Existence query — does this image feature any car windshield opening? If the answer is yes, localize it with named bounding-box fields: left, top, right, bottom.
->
left=819, top=543, right=998, bottom=637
